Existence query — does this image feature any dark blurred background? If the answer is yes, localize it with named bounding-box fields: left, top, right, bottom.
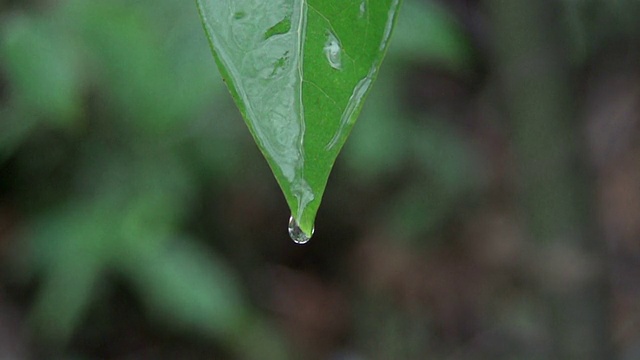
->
left=1, top=0, right=640, bottom=359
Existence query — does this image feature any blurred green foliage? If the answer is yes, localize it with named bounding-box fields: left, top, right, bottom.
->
left=2, top=0, right=638, bottom=358
left=2, top=0, right=479, bottom=357
left=1, top=0, right=287, bottom=357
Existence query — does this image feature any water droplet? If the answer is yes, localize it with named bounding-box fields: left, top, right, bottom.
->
left=326, top=69, right=374, bottom=150
left=233, top=11, right=247, bottom=20
left=359, top=1, right=366, bottom=18
left=379, top=0, right=400, bottom=50
left=288, top=215, right=313, bottom=244
left=324, top=32, right=342, bottom=70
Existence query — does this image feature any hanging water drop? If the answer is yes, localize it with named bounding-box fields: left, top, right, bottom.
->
left=288, top=215, right=313, bottom=244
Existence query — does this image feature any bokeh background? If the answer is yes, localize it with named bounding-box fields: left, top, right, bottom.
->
left=1, top=0, right=640, bottom=359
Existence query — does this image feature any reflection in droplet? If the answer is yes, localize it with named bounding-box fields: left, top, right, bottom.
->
left=359, top=1, right=366, bottom=18
left=288, top=215, right=313, bottom=244
left=233, top=11, right=246, bottom=20
left=324, top=32, right=342, bottom=70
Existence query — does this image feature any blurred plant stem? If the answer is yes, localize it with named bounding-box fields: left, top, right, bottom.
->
left=487, top=0, right=613, bottom=358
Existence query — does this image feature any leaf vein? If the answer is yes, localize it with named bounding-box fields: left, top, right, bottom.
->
left=303, top=79, right=340, bottom=108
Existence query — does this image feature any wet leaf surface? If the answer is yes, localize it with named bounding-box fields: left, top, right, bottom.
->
left=197, top=0, right=401, bottom=238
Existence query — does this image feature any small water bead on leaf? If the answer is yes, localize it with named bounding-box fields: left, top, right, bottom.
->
left=288, top=215, right=313, bottom=244
left=324, top=32, right=342, bottom=70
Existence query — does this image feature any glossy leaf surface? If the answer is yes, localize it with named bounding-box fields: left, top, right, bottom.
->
left=197, top=0, right=401, bottom=237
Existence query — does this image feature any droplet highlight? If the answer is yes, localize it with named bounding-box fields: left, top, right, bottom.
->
left=288, top=215, right=313, bottom=244
left=324, top=32, right=342, bottom=70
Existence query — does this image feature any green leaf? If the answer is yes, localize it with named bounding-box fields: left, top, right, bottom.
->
left=0, top=13, right=82, bottom=126
left=197, top=0, right=401, bottom=238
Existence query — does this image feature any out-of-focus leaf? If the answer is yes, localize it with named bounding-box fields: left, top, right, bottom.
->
left=25, top=201, right=114, bottom=344
left=156, top=0, right=229, bottom=114
left=0, top=107, right=38, bottom=161
left=388, top=0, right=473, bottom=70
left=63, top=1, right=175, bottom=131
left=197, top=0, right=402, bottom=237
left=410, top=119, right=484, bottom=194
left=386, top=118, right=486, bottom=240
left=22, top=150, right=196, bottom=344
left=58, top=0, right=223, bottom=134
left=118, top=237, right=246, bottom=338
left=0, top=13, right=82, bottom=126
